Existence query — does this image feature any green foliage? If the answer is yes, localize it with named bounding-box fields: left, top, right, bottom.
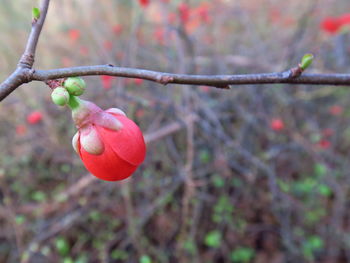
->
left=317, top=184, right=332, bottom=196
left=140, top=255, right=152, bottom=263
left=31, top=190, right=46, bottom=202
left=314, top=163, right=327, bottom=177
left=302, top=236, right=324, bottom=260
left=111, top=249, right=128, bottom=260
left=15, top=215, right=26, bottom=225
left=88, top=210, right=101, bottom=222
left=204, top=230, right=222, bottom=248
left=75, top=254, right=88, bottom=263
left=63, top=258, right=74, bottom=263
left=293, top=178, right=316, bottom=194
left=211, top=174, right=225, bottom=188
left=231, top=178, right=243, bottom=188
left=304, top=208, right=326, bottom=224
left=277, top=179, right=290, bottom=193
left=230, top=247, right=255, bottom=263
left=183, top=238, right=197, bottom=255
left=55, top=237, right=70, bottom=257
left=199, top=149, right=211, bottom=163
left=212, top=195, right=234, bottom=223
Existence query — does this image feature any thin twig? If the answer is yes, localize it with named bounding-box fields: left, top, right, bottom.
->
left=18, top=0, right=51, bottom=68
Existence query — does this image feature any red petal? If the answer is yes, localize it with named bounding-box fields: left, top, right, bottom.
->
left=79, top=134, right=137, bottom=181
left=96, top=114, right=146, bottom=166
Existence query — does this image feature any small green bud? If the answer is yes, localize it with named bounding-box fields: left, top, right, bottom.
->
left=51, top=87, right=70, bottom=106
left=300, top=54, right=314, bottom=70
left=32, top=7, right=40, bottom=20
left=64, top=77, right=86, bottom=96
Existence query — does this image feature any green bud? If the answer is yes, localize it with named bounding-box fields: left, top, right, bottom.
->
left=51, top=87, right=70, bottom=106
left=64, top=77, right=86, bottom=96
left=32, top=7, right=40, bottom=20
left=300, top=54, right=314, bottom=70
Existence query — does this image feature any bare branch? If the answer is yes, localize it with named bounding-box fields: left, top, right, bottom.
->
left=18, top=0, right=51, bottom=68
left=0, top=69, right=28, bottom=101
left=32, top=65, right=350, bottom=87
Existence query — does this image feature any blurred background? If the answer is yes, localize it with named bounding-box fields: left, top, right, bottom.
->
left=0, top=0, right=350, bottom=262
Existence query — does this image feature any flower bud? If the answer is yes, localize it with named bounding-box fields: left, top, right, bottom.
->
left=64, top=77, right=86, bottom=96
left=300, top=54, right=314, bottom=70
left=68, top=98, right=146, bottom=181
left=51, top=87, right=70, bottom=106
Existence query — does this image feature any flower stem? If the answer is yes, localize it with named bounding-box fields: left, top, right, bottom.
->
left=67, top=95, right=81, bottom=110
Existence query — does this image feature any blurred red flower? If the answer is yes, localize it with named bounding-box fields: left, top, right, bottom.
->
left=199, top=86, right=210, bottom=92
left=270, top=118, right=285, bottom=131
left=100, top=75, right=113, bottom=90
left=79, top=46, right=89, bottom=56
left=138, top=0, right=150, bottom=8
left=154, top=27, right=165, bottom=45
left=321, top=17, right=342, bottom=34
left=318, top=139, right=331, bottom=149
left=322, top=128, right=334, bottom=137
left=16, top=125, right=27, bottom=135
left=178, top=3, right=191, bottom=24
left=134, top=78, right=144, bottom=85
left=195, top=2, right=211, bottom=23
left=339, top=13, right=350, bottom=26
left=329, top=105, right=343, bottom=116
left=112, top=24, right=123, bottom=35
left=68, top=29, right=80, bottom=42
left=168, top=12, right=177, bottom=24
left=27, top=111, right=43, bottom=125
left=103, top=41, right=113, bottom=51
left=321, top=14, right=350, bottom=34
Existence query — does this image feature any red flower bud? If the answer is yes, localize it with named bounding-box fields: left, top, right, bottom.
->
left=70, top=98, right=146, bottom=181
